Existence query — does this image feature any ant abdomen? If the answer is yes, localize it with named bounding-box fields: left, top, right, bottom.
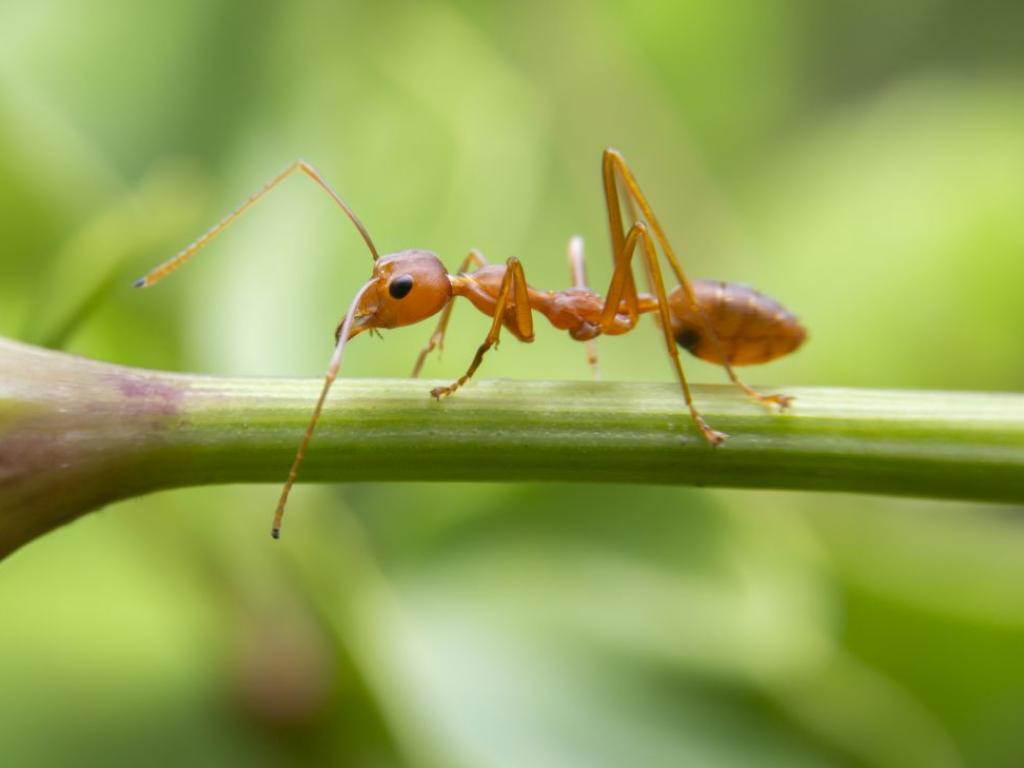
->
left=668, top=280, right=806, bottom=366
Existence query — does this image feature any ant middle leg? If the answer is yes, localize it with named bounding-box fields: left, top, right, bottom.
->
left=600, top=221, right=726, bottom=446
left=411, top=249, right=488, bottom=377
left=566, top=236, right=600, bottom=379
left=602, top=148, right=793, bottom=411
left=724, top=369, right=793, bottom=409
left=431, top=257, right=533, bottom=399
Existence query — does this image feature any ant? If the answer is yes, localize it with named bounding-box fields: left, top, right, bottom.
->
left=135, top=149, right=806, bottom=538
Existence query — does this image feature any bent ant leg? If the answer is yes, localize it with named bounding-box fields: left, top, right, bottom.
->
left=411, top=249, right=488, bottom=377
left=602, top=149, right=792, bottom=411
left=613, top=173, right=657, bottom=298
left=723, top=369, right=793, bottom=409
left=431, top=256, right=533, bottom=399
left=134, top=159, right=378, bottom=288
left=566, top=235, right=600, bottom=379
left=600, top=221, right=726, bottom=446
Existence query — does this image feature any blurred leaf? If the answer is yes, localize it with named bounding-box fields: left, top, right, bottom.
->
left=745, top=78, right=1024, bottom=390
left=3, top=1, right=1024, bottom=765
left=19, top=161, right=205, bottom=347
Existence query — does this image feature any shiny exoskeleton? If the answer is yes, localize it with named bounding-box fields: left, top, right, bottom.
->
left=353, top=258, right=806, bottom=365
left=669, top=280, right=806, bottom=366
left=136, top=149, right=807, bottom=538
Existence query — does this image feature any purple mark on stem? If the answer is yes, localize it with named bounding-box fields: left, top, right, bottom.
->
left=113, top=374, right=185, bottom=417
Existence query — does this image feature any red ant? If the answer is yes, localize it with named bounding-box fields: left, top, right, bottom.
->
left=136, top=150, right=806, bottom=538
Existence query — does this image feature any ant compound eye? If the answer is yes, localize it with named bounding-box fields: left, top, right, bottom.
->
left=388, top=274, right=414, bottom=300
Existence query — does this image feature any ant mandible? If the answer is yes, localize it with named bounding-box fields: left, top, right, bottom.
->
left=135, top=149, right=806, bottom=538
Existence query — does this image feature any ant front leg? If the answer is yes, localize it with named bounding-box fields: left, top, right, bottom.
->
left=566, top=236, right=600, bottom=379
left=411, top=249, right=487, bottom=377
left=430, top=257, right=534, bottom=399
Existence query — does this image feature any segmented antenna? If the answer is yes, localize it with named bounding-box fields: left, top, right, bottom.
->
left=134, top=160, right=379, bottom=289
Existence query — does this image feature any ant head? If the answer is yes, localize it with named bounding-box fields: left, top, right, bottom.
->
left=344, top=250, right=451, bottom=339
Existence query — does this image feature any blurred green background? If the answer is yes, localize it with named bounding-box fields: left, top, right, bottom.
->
left=2, top=1, right=1024, bottom=766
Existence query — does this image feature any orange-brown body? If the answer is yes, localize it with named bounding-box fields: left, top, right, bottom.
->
left=453, top=264, right=639, bottom=342
left=135, top=149, right=809, bottom=539
left=450, top=265, right=805, bottom=366
left=668, top=280, right=806, bottom=366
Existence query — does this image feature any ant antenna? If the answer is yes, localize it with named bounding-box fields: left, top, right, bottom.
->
left=271, top=278, right=376, bottom=539
left=134, top=160, right=379, bottom=288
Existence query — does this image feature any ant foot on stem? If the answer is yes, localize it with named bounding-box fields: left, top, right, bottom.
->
left=693, top=415, right=727, bottom=446
left=704, top=429, right=728, bottom=446
left=762, top=393, right=795, bottom=411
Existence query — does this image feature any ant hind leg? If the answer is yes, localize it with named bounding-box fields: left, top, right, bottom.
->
left=724, top=366, right=794, bottom=410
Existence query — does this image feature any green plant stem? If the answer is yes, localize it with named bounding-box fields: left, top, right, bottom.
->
left=2, top=336, right=1023, bottom=558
